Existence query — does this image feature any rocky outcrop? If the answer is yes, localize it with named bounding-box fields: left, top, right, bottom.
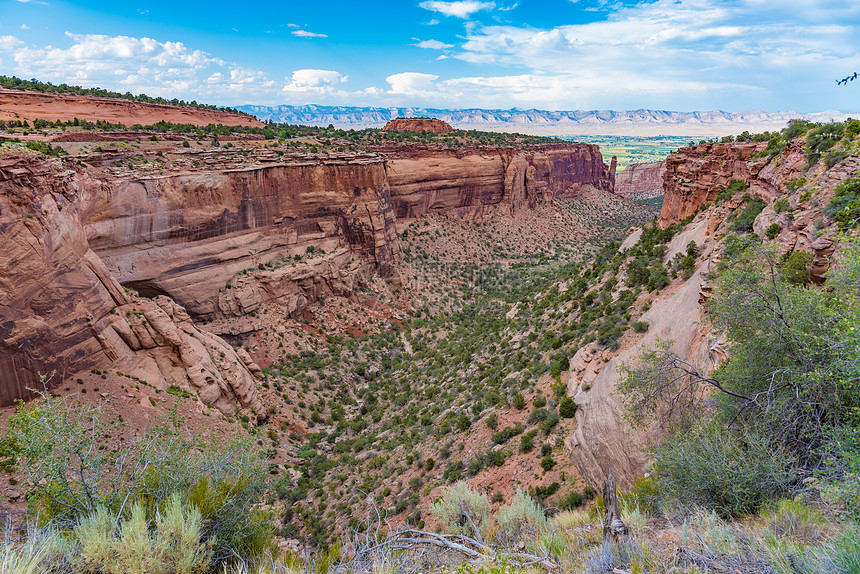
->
left=83, top=157, right=399, bottom=319
left=383, top=118, right=453, bottom=133
left=216, top=248, right=356, bottom=318
left=0, top=155, right=263, bottom=416
left=568, top=143, right=860, bottom=488
left=659, top=141, right=809, bottom=227
left=565, top=216, right=720, bottom=489
left=386, top=144, right=615, bottom=219
left=0, top=88, right=262, bottom=127
left=615, top=161, right=665, bottom=200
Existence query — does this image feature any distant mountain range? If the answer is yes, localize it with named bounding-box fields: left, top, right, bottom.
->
left=236, top=105, right=851, bottom=137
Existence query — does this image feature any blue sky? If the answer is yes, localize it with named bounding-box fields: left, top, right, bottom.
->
left=1, top=0, right=858, bottom=112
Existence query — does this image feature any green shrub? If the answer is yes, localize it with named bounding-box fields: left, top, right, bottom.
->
left=512, top=393, right=526, bottom=410
left=782, top=250, right=813, bottom=284
left=429, top=482, right=492, bottom=538
left=491, top=423, right=524, bottom=445
left=766, top=222, right=781, bottom=239
left=559, top=397, right=577, bottom=418
left=74, top=494, right=209, bottom=574
left=826, top=176, right=860, bottom=228
left=783, top=119, right=817, bottom=140
left=493, top=489, right=547, bottom=548
left=715, top=180, right=748, bottom=203
left=653, top=424, right=798, bottom=518
left=806, top=122, right=845, bottom=166
left=631, top=321, right=649, bottom=333
left=519, top=431, right=535, bottom=453
left=559, top=490, right=585, bottom=509
left=7, top=390, right=270, bottom=569
left=621, top=475, right=661, bottom=517
left=732, top=197, right=765, bottom=233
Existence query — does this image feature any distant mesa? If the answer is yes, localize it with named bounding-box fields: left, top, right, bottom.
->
left=383, top=117, right=454, bottom=134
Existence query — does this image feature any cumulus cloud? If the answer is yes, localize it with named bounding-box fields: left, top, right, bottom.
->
left=283, top=69, right=350, bottom=99
left=2, top=32, right=287, bottom=104
left=446, top=0, right=860, bottom=109
left=0, top=35, right=24, bottom=51
left=291, top=30, right=328, bottom=38
left=419, top=1, right=496, bottom=19
left=386, top=72, right=440, bottom=95
left=414, top=39, right=454, bottom=49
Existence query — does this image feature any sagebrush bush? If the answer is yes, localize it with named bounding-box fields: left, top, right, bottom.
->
left=429, top=482, right=492, bottom=539
left=493, top=489, right=547, bottom=548
left=75, top=495, right=209, bottom=574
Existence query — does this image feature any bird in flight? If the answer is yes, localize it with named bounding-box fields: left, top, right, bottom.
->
left=836, top=72, right=858, bottom=85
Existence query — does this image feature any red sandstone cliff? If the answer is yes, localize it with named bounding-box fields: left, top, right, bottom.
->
left=0, top=141, right=614, bottom=407
left=82, top=157, right=399, bottom=319
left=0, top=155, right=264, bottom=415
left=566, top=141, right=859, bottom=488
left=0, top=89, right=263, bottom=128
left=383, top=118, right=453, bottom=133
left=615, top=161, right=665, bottom=200
left=385, top=143, right=615, bottom=219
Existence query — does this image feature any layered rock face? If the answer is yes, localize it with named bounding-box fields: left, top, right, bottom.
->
left=660, top=141, right=813, bottom=227
left=0, top=155, right=263, bottom=415
left=615, top=161, right=665, bottom=200
left=386, top=144, right=615, bottom=220
left=565, top=218, right=721, bottom=488
left=83, top=158, right=399, bottom=319
left=383, top=118, right=454, bottom=133
left=1, top=141, right=614, bottom=408
left=567, top=142, right=859, bottom=488
left=0, top=88, right=263, bottom=127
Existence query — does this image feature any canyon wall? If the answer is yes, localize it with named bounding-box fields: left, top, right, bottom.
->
left=1, top=141, right=613, bottom=407
left=0, top=155, right=263, bottom=415
left=83, top=158, right=399, bottom=319
left=0, top=88, right=262, bottom=127
left=614, top=161, right=665, bottom=200
left=569, top=141, right=860, bottom=488
left=385, top=144, right=615, bottom=220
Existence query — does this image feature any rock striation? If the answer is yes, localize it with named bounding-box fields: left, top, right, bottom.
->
left=614, top=161, right=665, bottom=201
left=565, top=217, right=720, bottom=488
left=0, top=140, right=614, bottom=409
left=0, top=155, right=263, bottom=416
left=83, top=157, right=399, bottom=319
left=383, top=118, right=454, bottom=133
left=385, top=144, right=615, bottom=220
left=0, top=88, right=263, bottom=127
left=567, top=140, right=860, bottom=488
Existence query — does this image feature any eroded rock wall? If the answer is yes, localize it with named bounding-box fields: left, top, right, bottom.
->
left=82, top=158, right=399, bottom=319
left=615, top=161, right=665, bottom=200
left=660, top=141, right=810, bottom=227
left=0, top=155, right=263, bottom=415
left=386, top=144, right=615, bottom=220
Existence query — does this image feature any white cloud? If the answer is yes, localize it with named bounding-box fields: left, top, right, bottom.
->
left=419, top=1, right=496, bottom=19
left=445, top=0, right=860, bottom=110
left=4, top=32, right=283, bottom=104
left=386, top=72, right=439, bottom=95
left=283, top=69, right=350, bottom=99
left=292, top=30, right=328, bottom=38
left=0, top=35, right=24, bottom=51
left=20, top=24, right=30, bottom=30
left=414, top=39, right=454, bottom=50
